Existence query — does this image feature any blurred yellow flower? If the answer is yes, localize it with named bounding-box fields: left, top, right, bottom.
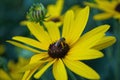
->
left=85, top=0, right=120, bottom=20
left=7, top=6, right=116, bottom=80
left=0, top=57, right=29, bottom=80
left=0, top=69, right=12, bottom=80
left=45, top=0, right=64, bottom=25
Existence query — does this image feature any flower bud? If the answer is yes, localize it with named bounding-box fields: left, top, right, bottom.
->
left=26, top=3, right=47, bottom=23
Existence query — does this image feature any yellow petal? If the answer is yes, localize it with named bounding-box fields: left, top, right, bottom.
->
left=62, top=6, right=89, bottom=46
left=19, top=53, right=49, bottom=72
left=63, top=59, right=100, bottom=79
left=34, top=60, right=56, bottom=79
left=53, top=59, right=67, bottom=80
left=86, top=0, right=117, bottom=13
left=27, top=22, right=51, bottom=45
left=70, top=5, right=82, bottom=15
left=94, top=13, right=113, bottom=20
left=72, top=25, right=110, bottom=49
left=62, top=10, right=74, bottom=44
left=72, top=32, right=105, bottom=50
left=7, top=40, right=40, bottom=53
left=96, top=0, right=117, bottom=10
left=22, top=65, right=40, bottom=80
left=22, top=53, right=50, bottom=80
left=80, top=25, right=110, bottom=39
left=19, top=61, right=44, bottom=72
left=93, top=36, right=116, bottom=50
left=47, top=0, right=64, bottom=17
left=45, top=22, right=60, bottom=42
left=0, top=69, right=11, bottom=80
left=69, top=6, right=89, bottom=45
left=55, top=0, right=64, bottom=15
left=29, top=53, right=49, bottom=64
left=84, top=2, right=98, bottom=8
left=66, top=49, right=104, bottom=60
left=12, top=36, right=48, bottom=50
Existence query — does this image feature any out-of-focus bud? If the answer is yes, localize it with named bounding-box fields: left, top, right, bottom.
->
left=26, top=3, right=47, bottom=23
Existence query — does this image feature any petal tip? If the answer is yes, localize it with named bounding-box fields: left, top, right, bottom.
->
left=34, top=74, right=39, bottom=79
left=98, top=24, right=110, bottom=31
left=100, top=52, right=104, bottom=58
left=66, top=10, right=74, bottom=15
left=104, top=24, right=110, bottom=29
left=110, top=36, right=117, bottom=44
left=84, top=6, right=90, bottom=13
left=94, top=73, right=100, bottom=80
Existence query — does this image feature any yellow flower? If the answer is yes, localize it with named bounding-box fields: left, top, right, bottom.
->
left=7, top=57, right=29, bottom=80
left=85, top=0, right=120, bottom=20
left=0, top=69, right=12, bottom=80
left=0, top=57, right=29, bottom=80
left=7, top=6, right=116, bottom=80
left=45, top=0, right=64, bottom=25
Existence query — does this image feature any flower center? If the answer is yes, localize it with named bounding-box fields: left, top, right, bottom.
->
left=50, top=17, right=60, bottom=22
left=115, top=3, right=120, bottom=12
left=48, top=38, right=70, bottom=58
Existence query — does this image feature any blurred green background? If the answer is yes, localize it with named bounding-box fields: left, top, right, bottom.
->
left=0, top=0, right=119, bottom=80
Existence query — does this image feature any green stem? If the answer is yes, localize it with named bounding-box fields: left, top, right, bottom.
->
left=113, top=20, right=120, bottom=80
left=39, top=21, right=47, bottom=30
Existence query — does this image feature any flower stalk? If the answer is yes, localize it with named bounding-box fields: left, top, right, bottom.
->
left=113, top=20, right=120, bottom=80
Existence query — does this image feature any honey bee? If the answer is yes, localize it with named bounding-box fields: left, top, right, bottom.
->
left=55, top=38, right=65, bottom=47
